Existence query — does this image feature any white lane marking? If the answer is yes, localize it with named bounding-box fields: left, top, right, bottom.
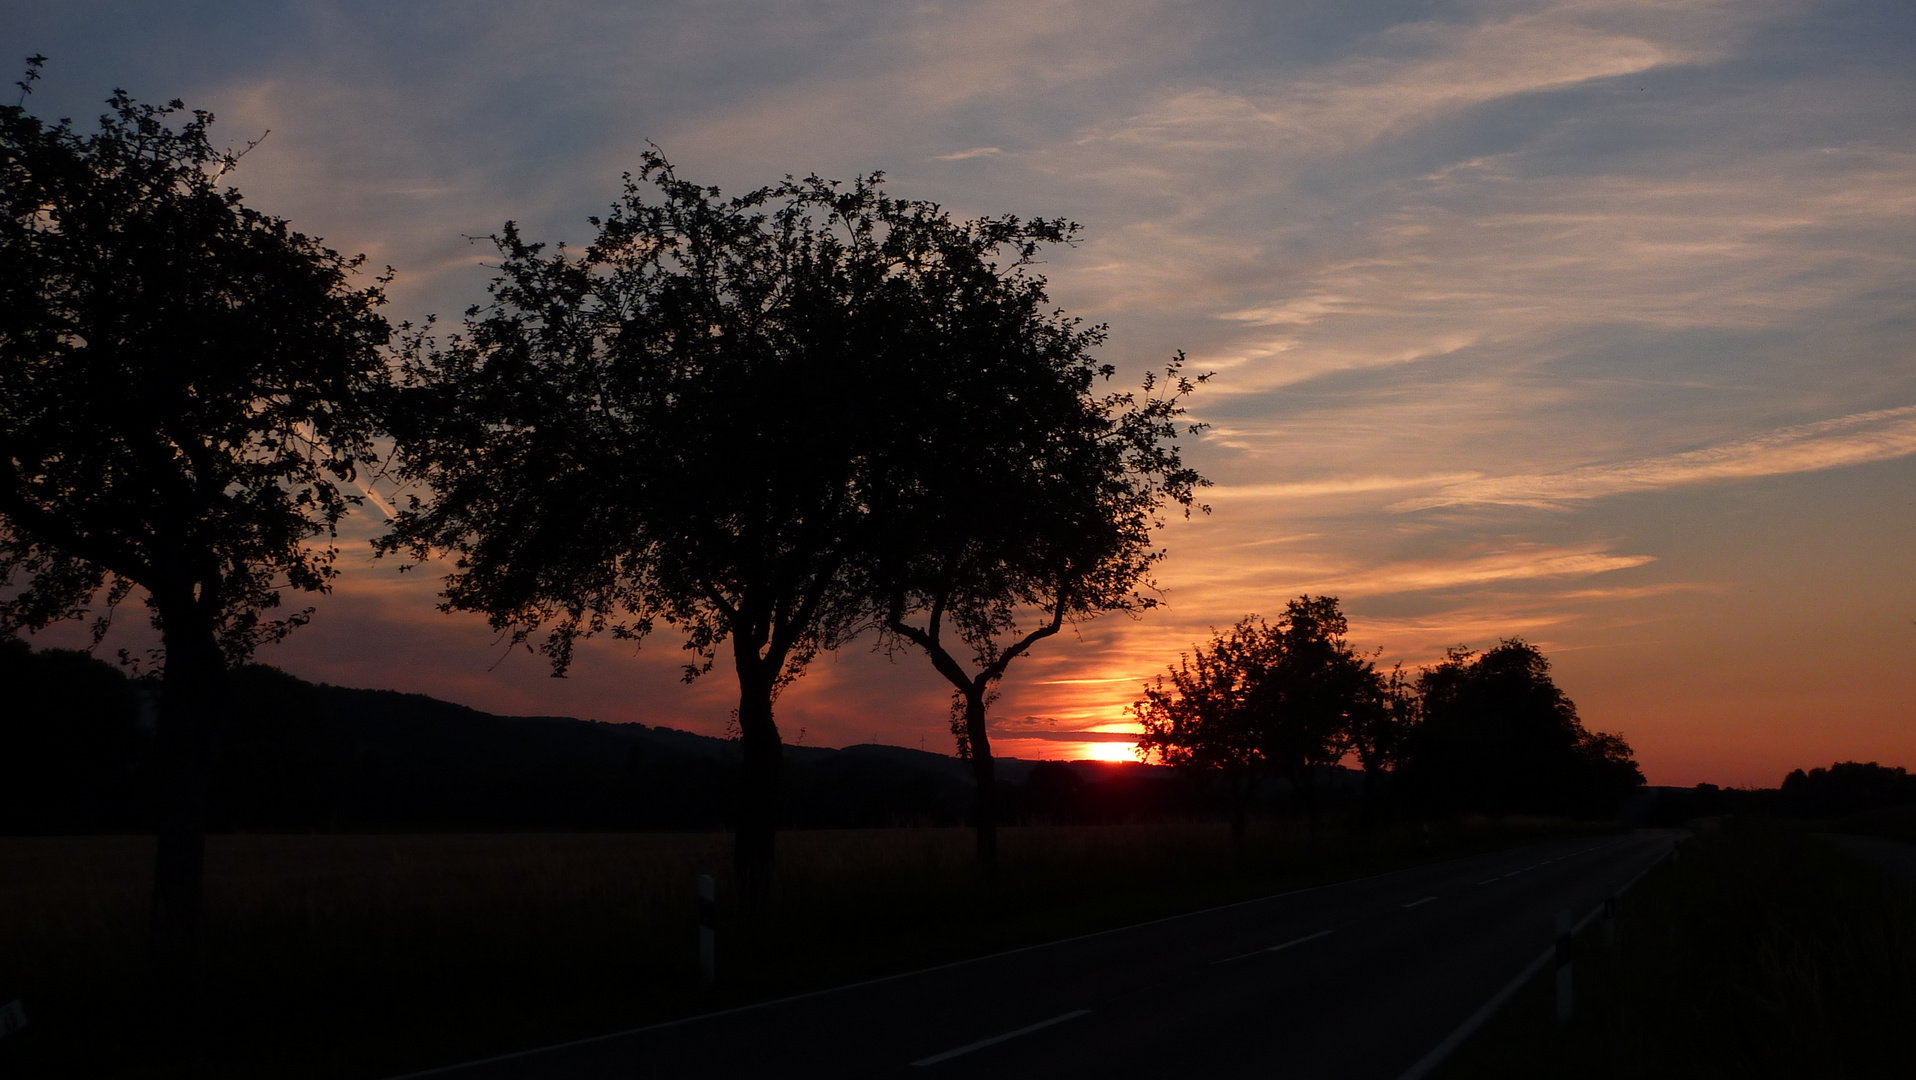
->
left=1477, top=878, right=1499, bottom=886
left=911, top=1010, right=1091, bottom=1067
left=1212, top=929, right=1334, bottom=965
left=1402, top=896, right=1438, bottom=908
left=1269, top=929, right=1334, bottom=952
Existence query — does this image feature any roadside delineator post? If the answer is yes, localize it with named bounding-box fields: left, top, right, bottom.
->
left=1554, top=908, right=1574, bottom=1027
left=1602, top=887, right=1619, bottom=953
left=697, top=874, right=717, bottom=988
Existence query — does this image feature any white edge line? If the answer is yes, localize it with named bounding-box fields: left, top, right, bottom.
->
left=381, top=835, right=1638, bottom=1080
left=910, top=1009, right=1090, bottom=1067
left=1395, top=836, right=1679, bottom=1080
left=1402, top=896, right=1438, bottom=908
left=1397, top=946, right=1554, bottom=1080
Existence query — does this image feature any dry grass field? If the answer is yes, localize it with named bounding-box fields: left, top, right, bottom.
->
left=0, top=818, right=1589, bottom=1079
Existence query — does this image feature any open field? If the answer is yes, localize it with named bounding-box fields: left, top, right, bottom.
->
left=0, top=817, right=1598, bottom=1078
left=1440, top=817, right=1916, bottom=1078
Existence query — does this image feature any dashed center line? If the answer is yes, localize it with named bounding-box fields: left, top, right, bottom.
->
left=1212, top=929, right=1333, bottom=964
left=1268, top=929, right=1333, bottom=952
left=911, top=1010, right=1091, bottom=1067
left=1402, top=896, right=1438, bottom=908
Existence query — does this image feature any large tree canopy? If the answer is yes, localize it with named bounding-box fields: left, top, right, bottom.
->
left=1135, top=597, right=1376, bottom=834
left=865, top=212, right=1208, bottom=867
left=1247, top=596, right=1372, bottom=791
left=0, top=60, right=392, bottom=1024
left=384, top=153, right=1136, bottom=893
left=1, top=78, right=391, bottom=653
left=1134, top=615, right=1275, bottom=839
left=1399, top=639, right=1643, bottom=816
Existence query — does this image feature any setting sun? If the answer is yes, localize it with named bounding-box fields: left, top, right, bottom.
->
left=1073, top=741, right=1142, bottom=764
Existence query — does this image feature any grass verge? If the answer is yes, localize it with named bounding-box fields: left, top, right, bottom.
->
left=0, top=816, right=1596, bottom=1079
left=1440, top=816, right=1916, bottom=1079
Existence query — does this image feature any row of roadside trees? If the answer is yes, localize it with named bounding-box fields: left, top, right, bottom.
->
left=1, top=66, right=1204, bottom=1017
left=1135, top=596, right=1644, bottom=835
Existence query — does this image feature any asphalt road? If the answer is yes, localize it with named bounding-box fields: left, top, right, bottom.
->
left=399, top=831, right=1676, bottom=1080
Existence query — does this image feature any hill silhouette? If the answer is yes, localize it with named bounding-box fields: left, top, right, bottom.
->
left=2, top=639, right=1194, bottom=833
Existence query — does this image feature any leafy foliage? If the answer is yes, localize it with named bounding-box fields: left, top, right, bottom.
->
left=1133, top=615, right=1275, bottom=833
left=1134, top=615, right=1273, bottom=778
left=385, top=153, right=1201, bottom=882
left=833, top=185, right=1208, bottom=862
left=875, top=337, right=1208, bottom=729
left=0, top=62, right=392, bottom=658
left=386, top=152, right=991, bottom=684
left=1245, top=596, right=1373, bottom=780
left=1136, top=597, right=1387, bottom=829
left=1137, top=606, right=1640, bottom=821
left=1399, top=639, right=1643, bottom=816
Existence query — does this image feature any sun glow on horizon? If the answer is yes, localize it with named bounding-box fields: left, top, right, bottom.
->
left=1072, top=741, right=1145, bottom=764
left=1057, top=739, right=1141, bottom=762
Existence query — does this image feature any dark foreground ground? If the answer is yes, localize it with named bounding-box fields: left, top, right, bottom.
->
left=1822, top=831, right=1916, bottom=893
left=399, top=833, right=1673, bottom=1079
left=1442, top=819, right=1916, bottom=1079
left=0, top=819, right=1607, bottom=1078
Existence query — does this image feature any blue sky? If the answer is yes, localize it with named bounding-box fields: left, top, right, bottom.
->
left=9, top=0, right=1914, bottom=783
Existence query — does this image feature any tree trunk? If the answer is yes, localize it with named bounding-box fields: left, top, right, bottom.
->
left=1293, top=767, right=1319, bottom=836
left=732, top=644, right=782, bottom=911
left=149, top=605, right=224, bottom=1059
left=962, top=684, right=998, bottom=874
left=1359, top=763, right=1380, bottom=833
left=1225, top=769, right=1252, bottom=848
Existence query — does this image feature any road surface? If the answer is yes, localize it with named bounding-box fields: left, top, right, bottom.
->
left=396, top=831, right=1675, bottom=1079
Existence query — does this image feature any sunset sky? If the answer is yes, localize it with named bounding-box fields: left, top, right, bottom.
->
left=8, top=0, right=1913, bottom=786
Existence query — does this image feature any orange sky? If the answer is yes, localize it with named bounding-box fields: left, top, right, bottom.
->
left=10, top=0, right=1915, bottom=787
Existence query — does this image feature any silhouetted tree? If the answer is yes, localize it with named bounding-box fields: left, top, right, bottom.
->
left=1248, top=596, right=1371, bottom=822
left=1779, top=761, right=1916, bottom=816
left=0, top=60, right=391, bottom=1025
left=389, top=154, right=1099, bottom=899
left=1398, top=639, right=1643, bottom=816
left=1137, top=597, right=1387, bottom=834
left=860, top=210, right=1207, bottom=867
left=1347, top=661, right=1416, bottom=826
left=1134, top=616, right=1278, bottom=841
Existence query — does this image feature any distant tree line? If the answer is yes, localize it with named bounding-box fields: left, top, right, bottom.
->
left=1134, top=596, right=1646, bottom=828
left=1651, top=761, right=1916, bottom=823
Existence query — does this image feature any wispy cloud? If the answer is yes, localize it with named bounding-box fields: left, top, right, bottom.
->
left=1399, top=405, right=1916, bottom=509
left=932, top=146, right=1004, bottom=161
left=1207, top=473, right=1480, bottom=501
